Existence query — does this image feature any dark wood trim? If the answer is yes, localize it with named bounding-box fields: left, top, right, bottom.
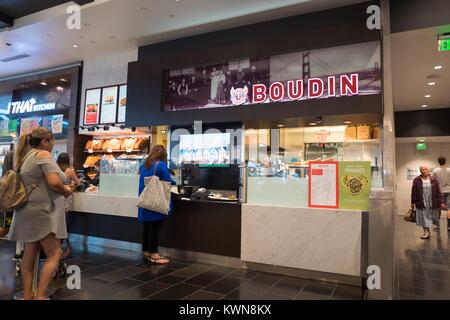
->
left=126, top=1, right=381, bottom=128
left=67, top=200, right=242, bottom=258
left=395, top=108, right=450, bottom=138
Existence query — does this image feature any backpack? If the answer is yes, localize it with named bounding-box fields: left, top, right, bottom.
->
left=0, top=151, right=39, bottom=212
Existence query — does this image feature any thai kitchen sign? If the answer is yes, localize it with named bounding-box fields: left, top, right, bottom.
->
left=163, top=41, right=381, bottom=112
left=7, top=98, right=56, bottom=114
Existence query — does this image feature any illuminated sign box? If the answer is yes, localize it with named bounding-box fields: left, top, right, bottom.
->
left=438, top=34, right=450, bottom=52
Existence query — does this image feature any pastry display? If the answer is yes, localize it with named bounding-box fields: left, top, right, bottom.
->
left=84, top=155, right=101, bottom=167
left=85, top=140, right=93, bottom=150
left=91, top=140, right=104, bottom=150
left=120, top=97, right=126, bottom=106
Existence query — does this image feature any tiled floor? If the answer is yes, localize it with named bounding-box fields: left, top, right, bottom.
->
left=396, top=215, right=450, bottom=300
left=0, top=239, right=365, bottom=300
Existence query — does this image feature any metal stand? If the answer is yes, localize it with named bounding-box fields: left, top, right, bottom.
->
left=14, top=254, right=55, bottom=300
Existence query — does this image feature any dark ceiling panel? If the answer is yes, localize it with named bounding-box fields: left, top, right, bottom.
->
left=0, top=0, right=94, bottom=19
left=0, top=11, right=13, bottom=29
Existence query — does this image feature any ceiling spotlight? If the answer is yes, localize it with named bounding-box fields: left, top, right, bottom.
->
left=425, top=95, right=431, bottom=98
left=344, top=120, right=352, bottom=125
left=73, top=44, right=78, bottom=48
left=40, top=81, right=47, bottom=86
left=161, top=130, right=167, bottom=133
left=276, top=124, right=284, bottom=128
left=428, top=82, right=436, bottom=86
left=60, top=78, right=67, bottom=82
left=421, top=104, right=428, bottom=108
left=56, top=86, right=64, bottom=92
left=309, top=122, right=318, bottom=126
left=434, top=65, right=442, bottom=70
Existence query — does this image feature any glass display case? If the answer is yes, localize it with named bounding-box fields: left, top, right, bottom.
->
left=99, top=155, right=143, bottom=197
left=244, top=125, right=384, bottom=208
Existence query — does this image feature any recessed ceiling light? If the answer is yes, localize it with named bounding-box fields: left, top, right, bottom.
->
left=56, top=86, right=64, bottom=92
left=73, top=44, right=78, bottom=48
left=421, top=104, right=428, bottom=108
left=419, top=139, right=425, bottom=143
left=344, top=120, right=352, bottom=125
left=60, top=78, right=67, bottom=82
left=434, top=65, right=442, bottom=70
left=40, top=81, right=47, bottom=86
left=161, top=130, right=167, bottom=133
left=425, top=95, right=431, bottom=98
left=428, top=82, right=436, bottom=86
left=309, top=122, right=317, bottom=126
left=277, top=124, right=284, bottom=127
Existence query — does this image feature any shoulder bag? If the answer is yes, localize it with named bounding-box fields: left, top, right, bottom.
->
left=136, top=161, right=171, bottom=215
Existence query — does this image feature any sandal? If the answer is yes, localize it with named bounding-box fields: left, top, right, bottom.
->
left=149, top=255, right=170, bottom=265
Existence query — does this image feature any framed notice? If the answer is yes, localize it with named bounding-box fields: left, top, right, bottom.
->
left=117, top=85, right=127, bottom=123
left=338, top=161, right=372, bottom=211
left=100, top=86, right=118, bottom=124
left=308, top=161, right=339, bottom=209
left=84, top=88, right=101, bottom=125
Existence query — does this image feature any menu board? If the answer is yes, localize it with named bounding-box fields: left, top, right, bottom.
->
left=339, top=162, right=372, bottom=211
left=20, top=117, right=41, bottom=135
left=0, top=120, right=8, bottom=137
left=42, top=114, right=64, bottom=134
left=117, top=85, right=127, bottom=123
left=100, top=86, right=118, bottom=124
left=84, top=88, right=101, bottom=125
left=308, top=161, right=339, bottom=209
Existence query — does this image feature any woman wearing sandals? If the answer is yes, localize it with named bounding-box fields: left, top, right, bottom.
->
left=7, top=128, right=72, bottom=300
left=138, top=145, right=176, bottom=264
left=411, top=166, right=446, bottom=240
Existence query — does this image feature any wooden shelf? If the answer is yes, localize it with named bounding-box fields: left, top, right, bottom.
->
left=84, top=150, right=143, bottom=153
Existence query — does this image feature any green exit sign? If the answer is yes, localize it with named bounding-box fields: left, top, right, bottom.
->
left=439, top=36, right=450, bottom=52
left=416, top=143, right=427, bottom=151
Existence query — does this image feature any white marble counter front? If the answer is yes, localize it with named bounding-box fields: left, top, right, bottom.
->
left=241, top=204, right=363, bottom=277
left=72, top=193, right=138, bottom=218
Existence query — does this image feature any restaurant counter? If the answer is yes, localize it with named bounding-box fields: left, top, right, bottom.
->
left=69, top=192, right=242, bottom=257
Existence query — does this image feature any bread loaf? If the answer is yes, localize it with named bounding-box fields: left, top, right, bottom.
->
left=85, top=140, right=93, bottom=150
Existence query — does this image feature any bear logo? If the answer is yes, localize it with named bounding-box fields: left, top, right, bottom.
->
left=230, top=86, right=249, bottom=105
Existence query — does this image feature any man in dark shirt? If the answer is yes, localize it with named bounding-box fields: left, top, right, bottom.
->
left=0, top=150, right=14, bottom=238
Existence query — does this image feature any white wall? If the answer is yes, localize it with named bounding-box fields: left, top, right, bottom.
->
left=395, top=142, right=450, bottom=215
left=79, top=49, right=138, bottom=128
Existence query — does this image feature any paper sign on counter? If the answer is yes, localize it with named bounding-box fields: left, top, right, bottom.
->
left=308, top=161, right=339, bottom=209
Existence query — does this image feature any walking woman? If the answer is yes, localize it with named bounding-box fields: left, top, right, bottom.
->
left=138, top=145, right=175, bottom=264
left=8, top=128, right=72, bottom=300
left=411, top=166, right=445, bottom=240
